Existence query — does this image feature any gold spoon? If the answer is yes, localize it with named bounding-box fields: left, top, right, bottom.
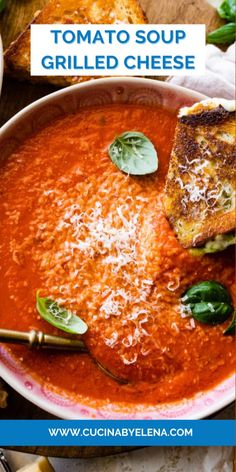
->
left=0, top=328, right=128, bottom=384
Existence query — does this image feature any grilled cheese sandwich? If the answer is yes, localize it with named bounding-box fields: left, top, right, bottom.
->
left=164, top=98, right=236, bottom=252
left=4, top=0, right=146, bottom=86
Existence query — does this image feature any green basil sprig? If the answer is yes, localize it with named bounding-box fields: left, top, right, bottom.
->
left=0, top=0, right=5, bottom=13
left=182, top=281, right=231, bottom=304
left=190, top=301, right=232, bottom=324
left=36, top=291, right=88, bottom=334
left=207, top=0, right=236, bottom=45
left=218, top=0, right=236, bottom=21
left=224, top=309, right=236, bottom=335
left=207, top=22, right=235, bottom=44
left=181, top=281, right=234, bottom=327
left=108, top=131, right=158, bottom=175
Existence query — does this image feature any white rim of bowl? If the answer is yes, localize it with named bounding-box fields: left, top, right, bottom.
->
left=0, top=35, right=3, bottom=94
left=0, top=77, right=234, bottom=419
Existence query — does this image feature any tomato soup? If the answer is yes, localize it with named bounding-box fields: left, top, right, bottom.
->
left=0, top=104, right=235, bottom=407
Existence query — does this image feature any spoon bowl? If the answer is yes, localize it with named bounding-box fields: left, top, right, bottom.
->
left=0, top=328, right=128, bottom=384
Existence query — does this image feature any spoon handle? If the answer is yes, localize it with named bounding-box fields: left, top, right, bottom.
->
left=0, top=328, right=88, bottom=352
left=0, top=451, right=12, bottom=472
left=0, top=329, right=128, bottom=384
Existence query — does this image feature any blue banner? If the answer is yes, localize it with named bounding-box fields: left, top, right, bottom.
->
left=0, top=420, right=235, bottom=446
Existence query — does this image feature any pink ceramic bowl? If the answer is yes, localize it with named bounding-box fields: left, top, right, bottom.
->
left=0, top=77, right=234, bottom=419
left=0, top=35, right=3, bottom=94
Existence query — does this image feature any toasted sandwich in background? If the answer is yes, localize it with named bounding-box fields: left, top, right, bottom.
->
left=164, top=98, right=236, bottom=255
left=4, top=0, right=146, bottom=87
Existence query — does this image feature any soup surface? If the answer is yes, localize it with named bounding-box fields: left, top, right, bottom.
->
left=0, top=104, right=235, bottom=407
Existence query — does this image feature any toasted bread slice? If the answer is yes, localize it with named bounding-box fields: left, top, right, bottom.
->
left=4, top=0, right=146, bottom=87
left=164, top=98, right=236, bottom=248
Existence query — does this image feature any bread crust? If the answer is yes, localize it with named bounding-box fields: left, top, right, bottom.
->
left=164, top=103, right=236, bottom=248
left=4, top=0, right=147, bottom=86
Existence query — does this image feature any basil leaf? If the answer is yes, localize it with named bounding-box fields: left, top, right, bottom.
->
left=182, top=281, right=231, bottom=305
left=108, top=131, right=158, bottom=175
left=207, top=23, right=236, bottom=44
left=36, top=292, right=88, bottom=335
left=191, top=302, right=233, bottom=325
left=224, top=309, right=236, bottom=335
left=218, top=0, right=236, bottom=21
left=181, top=281, right=234, bottom=327
left=0, top=0, right=5, bottom=13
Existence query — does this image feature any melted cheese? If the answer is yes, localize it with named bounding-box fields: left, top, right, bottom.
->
left=179, top=98, right=236, bottom=116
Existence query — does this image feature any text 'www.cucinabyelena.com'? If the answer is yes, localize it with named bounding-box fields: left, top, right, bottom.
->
left=48, top=427, right=193, bottom=438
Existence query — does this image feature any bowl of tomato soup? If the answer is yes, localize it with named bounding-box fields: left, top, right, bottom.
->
left=0, top=78, right=235, bottom=419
